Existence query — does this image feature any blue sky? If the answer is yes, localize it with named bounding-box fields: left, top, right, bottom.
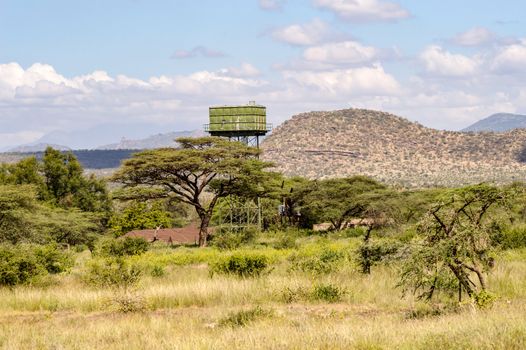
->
left=1, top=0, right=526, bottom=149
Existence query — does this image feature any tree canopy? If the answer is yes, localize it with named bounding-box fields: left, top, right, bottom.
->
left=293, top=176, right=387, bottom=230
left=112, top=137, right=277, bottom=246
left=399, top=183, right=513, bottom=302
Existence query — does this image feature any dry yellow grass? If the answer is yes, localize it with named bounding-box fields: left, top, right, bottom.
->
left=0, top=248, right=525, bottom=349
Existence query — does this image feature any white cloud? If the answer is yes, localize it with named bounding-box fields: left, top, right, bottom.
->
left=303, top=41, right=377, bottom=64
left=420, top=45, right=480, bottom=77
left=271, top=19, right=334, bottom=46
left=492, top=40, right=526, bottom=74
left=453, top=27, right=495, bottom=47
left=314, top=0, right=410, bottom=22
left=0, top=62, right=267, bottom=148
left=219, top=63, right=261, bottom=78
left=283, top=63, right=400, bottom=95
left=259, top=0, right=286, bottom=11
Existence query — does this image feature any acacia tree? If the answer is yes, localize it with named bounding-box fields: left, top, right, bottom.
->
left=294, top=176, right=386, bottom=230
left=356, top=189, right=403, bottom=274
left=112, top=137, right=275, bottom=247
left=399, top=184, right=512, bottom=302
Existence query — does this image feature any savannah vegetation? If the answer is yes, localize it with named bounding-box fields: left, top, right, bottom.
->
left=0, top=139, right=526, bottom=349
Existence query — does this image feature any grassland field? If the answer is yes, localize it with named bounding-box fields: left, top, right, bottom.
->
left=1, top=233, right=525, bottom=350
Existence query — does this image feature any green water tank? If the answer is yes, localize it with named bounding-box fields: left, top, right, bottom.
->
left=206, top=102, right=270, bottom=137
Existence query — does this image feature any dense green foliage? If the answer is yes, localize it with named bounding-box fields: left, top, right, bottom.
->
left=109, top=201, right=174, bottom=237
left=0, top=147, right=111, bottom=246
left=209, top=252, right=270, bottom=277
left=0, top=244, right=73, bottom=286
left=399, top=184, right=513, bottom=301
left=83, top=258, right=143, bottom=289
left=97, top=237, right=149, bottom=257
left=113, top=137, right=278, bottom=246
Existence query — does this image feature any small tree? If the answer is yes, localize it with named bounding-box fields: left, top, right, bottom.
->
left=294, top=176, right=385, bottom=230
left=356, top=189, right=403, bottom=274
left=399, top=184, right=512, bottom=302
left=112, top=137, right=275, bottom=247
left=108, top=201, right=174, bottom=237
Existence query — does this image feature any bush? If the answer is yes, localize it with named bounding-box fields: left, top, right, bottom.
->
left=83, top=258, right=143, bottom=289
left=149, top=264, right=165, bottom=277
left=288, top=247, right=346, bottom=274
left=272, top=234, right=297, bottom=249
left=0, top=244, right=72, bottom=286
left=357, top=239, right=402, bottom=274
left=218, top=306, right=272, bottom=327
left=111, top=292, right=147, bottom=313
left=98, top=237, right=149, bottom=257
left=280, top=286, right=308, bottom=303
left=310, top=283, right=344, bottom=303
left=473, top=290, right=497, bottom=309
left=498, top=225, right=526, bottom=249
left=33, top=244, right=74, bottom=274
left=210, top=227, right=257, bottom=250
left=209, top=253, right=270, bottom=278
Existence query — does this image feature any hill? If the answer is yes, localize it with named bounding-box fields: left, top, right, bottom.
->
left=97, top=130, right=205, bottom=150
left=7, top=143, right=71, bottom=153
left=261, top=109, right=526, bottom=187
left=463, top=113, right=526, bottom=132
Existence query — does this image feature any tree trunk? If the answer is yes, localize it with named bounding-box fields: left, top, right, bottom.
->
left=198, top=213, right=211, bottom=247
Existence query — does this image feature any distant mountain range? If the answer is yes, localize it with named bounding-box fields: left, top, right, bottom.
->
left=462, top=113, right=526, bottom=132
left=8, top=143, right=71, bottom=153
left=96, top=130, right=206, bottom=150
left=261, top=109, right=526, bottom=187
left=6, top=130, right=205, bottom=153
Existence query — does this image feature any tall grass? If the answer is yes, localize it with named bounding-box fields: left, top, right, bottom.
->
left=0, top=243, right=525, bottom=349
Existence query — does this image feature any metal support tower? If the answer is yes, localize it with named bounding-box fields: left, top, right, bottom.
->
left=204, top=102, right=271, bottom=231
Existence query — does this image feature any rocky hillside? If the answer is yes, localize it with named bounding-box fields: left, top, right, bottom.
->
left=261, top=109, right=526, bottom=187
left=463, top=113, right=526, bottom=132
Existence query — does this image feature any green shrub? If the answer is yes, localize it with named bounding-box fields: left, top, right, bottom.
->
left=498, top=225, right=526, bottom=249
left=473, top=290, right=497, bottom=309
left=280, top=286, right=308, bottom=303
left=210, top=228, right=257, bottom=250
left=310, top=283, right=344, bottom=303
left=83, top=258, right=143, bottom=289
left=288, top=247, right=346, bottom=274
left=98, top=237, right=149, bottom=257
left=33, top=244, right=74, bottom=274
left=272, top=234, right=297, bottom=249
left=341, top=227, right=368, bottom=238
left=357, top=239, right=402, bottom=274
left=209, top=253, right=270, bottom=278
left=218, top=306, right=272, bottom=327
left=0, top=244, right=72, bottom=286
left=149, top=264, right=165, bottom=277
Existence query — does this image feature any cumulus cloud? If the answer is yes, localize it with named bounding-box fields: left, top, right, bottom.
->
left=0, top=62, right=267, bottom=148
left=492, top=40, right=526, bottom=74
left=259, top=0, right=286, bottom=11
left=420, top=45, right=480, bottom=77
left=303, top=41, right=378, bottom=64
left=314, top=0, right=410, bottom=22
left=219, top=63, right=261, bottom=78
left=283, top=63, right=400, bottom=95
left=452, top=27, right=495, bottom=47
left=271, top=19, right=336, bottom=46
left=171, top=46, right=225, bottom=59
